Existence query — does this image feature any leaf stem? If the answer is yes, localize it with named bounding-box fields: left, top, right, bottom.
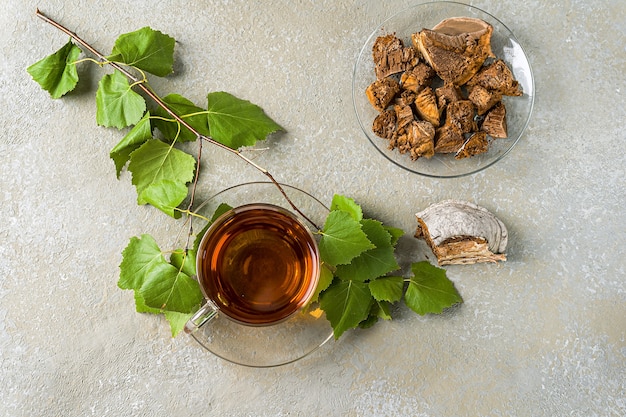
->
left=35, top=8, right=320, bottom=231
left=71, top=57, right=107, bottom=67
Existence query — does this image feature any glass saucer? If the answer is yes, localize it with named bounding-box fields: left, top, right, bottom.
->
left=352, top=1, right=535, bottom=178
left=188, top=182, right=333, bottom=367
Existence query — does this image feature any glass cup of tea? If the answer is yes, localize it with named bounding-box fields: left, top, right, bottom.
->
left=184, top=203, right=321, bottom=333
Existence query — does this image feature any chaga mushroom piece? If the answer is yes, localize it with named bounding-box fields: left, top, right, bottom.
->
left=481, top=102, right=508, bottom=138
left=435, top=83, right=463, bottom=109
left=445, top=100, right=477, bottom=134
left=400, top=62, right=435, bottom=93
left=372, top=34, right=419, bottom=79
left=412, top=17, right=494, bottom=85
left=390, top=120, right=435, bottom=159
left=455, top=131, right=489, bottom=159
left=365, top=77, right=400, bottom=111
left=434, top=124, right=464, bottom=154
left=415, top=200, right=508, bottom=265
left=414, top=87, right=440, bottom=127
left=372, top=109, right=397, bottom=140
left=396, top=89, right=417, bottom=106
left=467, top=59, right=522, bottom=96
left=413, top=30, right=471, bottom=84
left=407, top=120, right=435, bottom=160
left=393, top=103, right=414, bottom=130
left=468, top=84, right=503, bottom=115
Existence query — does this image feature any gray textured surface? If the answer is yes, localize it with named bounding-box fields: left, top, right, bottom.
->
left=1, top=0, right=625, bottom=416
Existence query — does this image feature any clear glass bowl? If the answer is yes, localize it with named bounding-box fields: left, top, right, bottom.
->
left=188, top=182, right=333, bottom=367
left=352, top=1, right=535, bottom=178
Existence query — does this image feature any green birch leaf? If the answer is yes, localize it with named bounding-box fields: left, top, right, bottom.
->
left=107, top=27, right=175, bottom=77
left=152, top=94, right=210, bottom=142
left=134, top=291, right=161, bottom=314
left=330, top=194, right=363, bottom=222
left=110, top=111, right=153, bottom=177
left=135, top=285, right=194, bottom=337
left=164, top=311, right=193, bottom=337
left=358, top=311, right=378, bottom=329
left=208, top=202, right=235, bottom=223
left=320, top=280, right=373, bottom=339
left=206, top=91, right=283, bottom=149
left=334, top=219, right=399, bottom=282
left=170, top=249, right=196, bottom=278
left=359, top=300, right=392, bottom=329
left=139, top=262, right=203, bottom=313
left=369, top=276, right=404, bottom=303
left=140, top=179, right=188, bottom=218
left=135, top=287, right=194, bottom=337
left=27, top=40, right=81, bottom=99
left=127, top=139, right=196, bottom=205
left=404, top=261, right=463, bottom=315
left=318, top=211, right=374, bottom=267
left=374, top=300, right=392, bottom=320
left=308, top=263, right=335, bottom=305
left=96, top=70, right=146, bottom=129
left=361, top=219, right=392, bottom=248
left=384, top=225, right=404, bottom=247
left=118, top=234, right=166, bottom=290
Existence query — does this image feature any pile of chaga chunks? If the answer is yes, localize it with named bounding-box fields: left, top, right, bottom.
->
left=365, top=17, right=522, bottom=160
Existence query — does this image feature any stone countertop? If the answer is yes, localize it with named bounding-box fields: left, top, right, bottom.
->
left=1, top=1, right=624, bottom=416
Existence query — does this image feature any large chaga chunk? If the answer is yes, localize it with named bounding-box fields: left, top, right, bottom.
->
left=407, top=120, right=435, bottom=160
left=413, top=87, right=440, bottom=127
left=467, top=59, right=522, bottom=96
left=396, top=89, right=417, bottom=106
left=456, top=131, right=489, bottom=159
left=394, top=103, right=414, bottom=130
left=372, top=109, right=397, bottom=140
left=468, top=84, right=502, bottom=115
left=445, top=100, right=477, bottom=133
left=435, top=83, right=463, bottom=109
left=412, top=17, right=494, bottom=85
left=481, top=102, right=508, bottom=138
left=415, top=200, right=508, bottom=265
left=434, top=124, right=464, bottom=154
left=400, top=62, right=435, bottom=93
left=365, top=77, right=400, bottom=111
left=414, top=32, right=471, bottom=84
left=372, top=34, right=419, bottom=79
left=390, top=120, right=435, bottom=160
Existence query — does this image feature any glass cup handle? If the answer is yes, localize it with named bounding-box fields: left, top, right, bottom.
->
left=184, top=300, right=219, bottom=334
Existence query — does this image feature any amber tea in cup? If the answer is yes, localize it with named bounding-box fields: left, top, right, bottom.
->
left=185, top=203, right=320, bottom=332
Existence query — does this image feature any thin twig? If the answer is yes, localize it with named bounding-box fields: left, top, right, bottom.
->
left=35, top=9, right=321, bottom=231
